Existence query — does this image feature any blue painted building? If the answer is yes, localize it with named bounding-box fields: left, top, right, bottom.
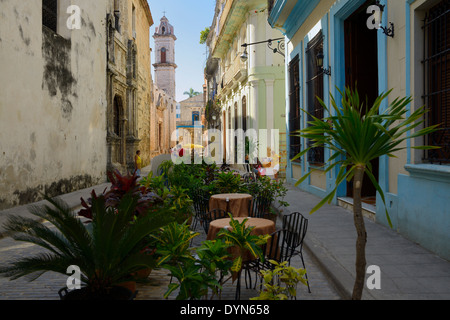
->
left=269, top=0, right=450, bottom=260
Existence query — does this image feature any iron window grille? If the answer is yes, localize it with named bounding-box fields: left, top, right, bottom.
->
left=306, top=31, right=325, bottom=166
left=289, top=55, right=301, bottom=162
left=423, top=0, right=450, bottom=164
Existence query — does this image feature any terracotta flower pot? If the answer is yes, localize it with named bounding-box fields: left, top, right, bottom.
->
left=132, top=267, right=152, bottom=280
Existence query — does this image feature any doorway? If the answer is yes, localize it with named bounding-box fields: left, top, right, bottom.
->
left=344, top=0, right=379, bottom=205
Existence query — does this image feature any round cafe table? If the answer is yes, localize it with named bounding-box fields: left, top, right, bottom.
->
left=206, top=217, right=275, bottom=241
left=209, top=193, right=253, bottom=217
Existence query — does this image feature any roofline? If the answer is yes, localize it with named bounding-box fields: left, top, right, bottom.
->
left=140, top=0, right=154, bottom=26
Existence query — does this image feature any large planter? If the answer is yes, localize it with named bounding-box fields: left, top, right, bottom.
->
left=58, top=286, right=137, bottom=300
left=132, top=267, right=152, bottom=280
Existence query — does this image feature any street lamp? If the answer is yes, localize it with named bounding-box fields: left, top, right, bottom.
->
left=240, top=49, right=248, bottom=62
left=316, top=51, right=331, bottom=76
left=375, top=0, right=394, bottom=38
left=240, top=37, right=285, bottom=62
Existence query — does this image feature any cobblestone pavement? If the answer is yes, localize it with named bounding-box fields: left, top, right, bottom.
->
left=0, top=218, right=342, bottom=301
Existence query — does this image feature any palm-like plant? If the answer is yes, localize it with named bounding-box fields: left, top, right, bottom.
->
left=293, top=87, right=439, bottom=300
left=0, top=193, right=174, bottom=299
left=183, top=88, right=200, bottom=98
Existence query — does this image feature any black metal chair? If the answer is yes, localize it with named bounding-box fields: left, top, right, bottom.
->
left=242, top=172, right=256, bottom=184
left=282, top=211, right=310, bottom=293
left=241, top=229, right=297, bottom=295
left=191, top=189, right=210, bottom=232
left=200, top=208, right=228, bottom=235
left=248, top=190, right=272, bottom=219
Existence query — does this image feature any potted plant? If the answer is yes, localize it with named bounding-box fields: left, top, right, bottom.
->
left=0, top=193, right=174, bottom=300
left=217, top=214, right=270, bottom=281
left=214, top=172, right=243, bottom=194
left=251, top=260, right=308, bottom=300
left=195, top=239, right=234, bottom=300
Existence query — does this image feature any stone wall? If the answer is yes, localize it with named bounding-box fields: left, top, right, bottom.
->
left=0, top=0, right=108, bottom=209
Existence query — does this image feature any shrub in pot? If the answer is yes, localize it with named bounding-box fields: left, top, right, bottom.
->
left=0, top=193, right=174, bottom=300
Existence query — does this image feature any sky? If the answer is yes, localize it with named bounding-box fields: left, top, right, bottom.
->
left=147, top=0, right=216, bottom=103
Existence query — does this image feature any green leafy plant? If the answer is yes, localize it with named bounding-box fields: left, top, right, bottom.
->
left=214, top=172, right=243, bottom=194
left=163, top=259, right=218, bottom=300
left=217, top=214, right=270, bottom=277
left=196, top=240, right=233, bottom=299
left=154, top=223, right=235, bottom=300
left=293, top=87, right=439, bottom=300
left=153, top=221, right=199, bottom=267
left=0, top=193, right=174, bottom=299
left=199, top=27, right=210, bottom=44
left=251, top=260, right=308, bottom=300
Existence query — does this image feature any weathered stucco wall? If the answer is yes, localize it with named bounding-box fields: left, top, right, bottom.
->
left=0, top=0, right=108, bottom=210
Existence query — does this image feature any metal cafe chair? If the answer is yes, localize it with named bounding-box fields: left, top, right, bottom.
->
left=200, top=208, right=228, bottom=235
left=282, top=211, right=310, bottom=293
left=191, top=189, right=210, bottom=232
left=241, top=229, right=297, bottom=296
left=248, top=190, right=272, bottom=219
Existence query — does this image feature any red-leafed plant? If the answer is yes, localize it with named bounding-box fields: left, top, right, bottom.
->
left=78, top=170, right=162, bottom=221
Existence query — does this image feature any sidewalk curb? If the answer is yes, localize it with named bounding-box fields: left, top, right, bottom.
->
left=0, top=183, right=111, bottom=240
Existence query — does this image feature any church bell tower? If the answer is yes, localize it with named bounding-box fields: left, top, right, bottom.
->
left=153, top=15, right=177, bottom=98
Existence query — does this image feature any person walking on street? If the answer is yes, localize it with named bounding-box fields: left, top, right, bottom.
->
left=135, top=150, right=142, bottom=177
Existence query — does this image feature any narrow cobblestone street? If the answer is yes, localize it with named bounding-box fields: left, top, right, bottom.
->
left=0, top=216, right=342, bottom=301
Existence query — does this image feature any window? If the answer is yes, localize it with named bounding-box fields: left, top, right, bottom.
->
left=113, top=96, right=122, bottom=136
left=161, top=48, right=167, bottom=63
left=306, top=31, right=325, bottom=165
left=242, top=96, right=247, bottom=133
left=192, top=111, right=200, bottom=123
left=132, top=5, right=136, bottom=38
left=423, top=0, right=450, bottom=163
left=289, top=55, right=301, bottom=162
left=42, top=0, right=57, bottom=32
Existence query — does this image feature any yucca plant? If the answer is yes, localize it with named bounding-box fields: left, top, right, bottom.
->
left=293, top=87, right=439, bottom=300
left=0, top=193, right=174, bottom=299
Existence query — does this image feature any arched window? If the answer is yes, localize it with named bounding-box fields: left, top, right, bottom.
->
left=113, top=95, right=122, bottom=136
left=161, top=47, right=167, bottom=63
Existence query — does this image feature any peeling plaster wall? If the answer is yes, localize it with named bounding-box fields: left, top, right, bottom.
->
left=0, top=0, right=108, bottom=210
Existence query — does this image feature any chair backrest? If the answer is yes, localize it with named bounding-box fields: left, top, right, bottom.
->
left=249, top=190, right=272, bottom=218
left=192, top=189, right=210, bottom=215
left=242, top=172, right=256, bottom=184
left=207, top=208, right=228, bottom=221
left=263, top=229, right=297, bottom=265
left=282, top=212, right=308, bottom=250
left=202, top=208, right=228, bottom=234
